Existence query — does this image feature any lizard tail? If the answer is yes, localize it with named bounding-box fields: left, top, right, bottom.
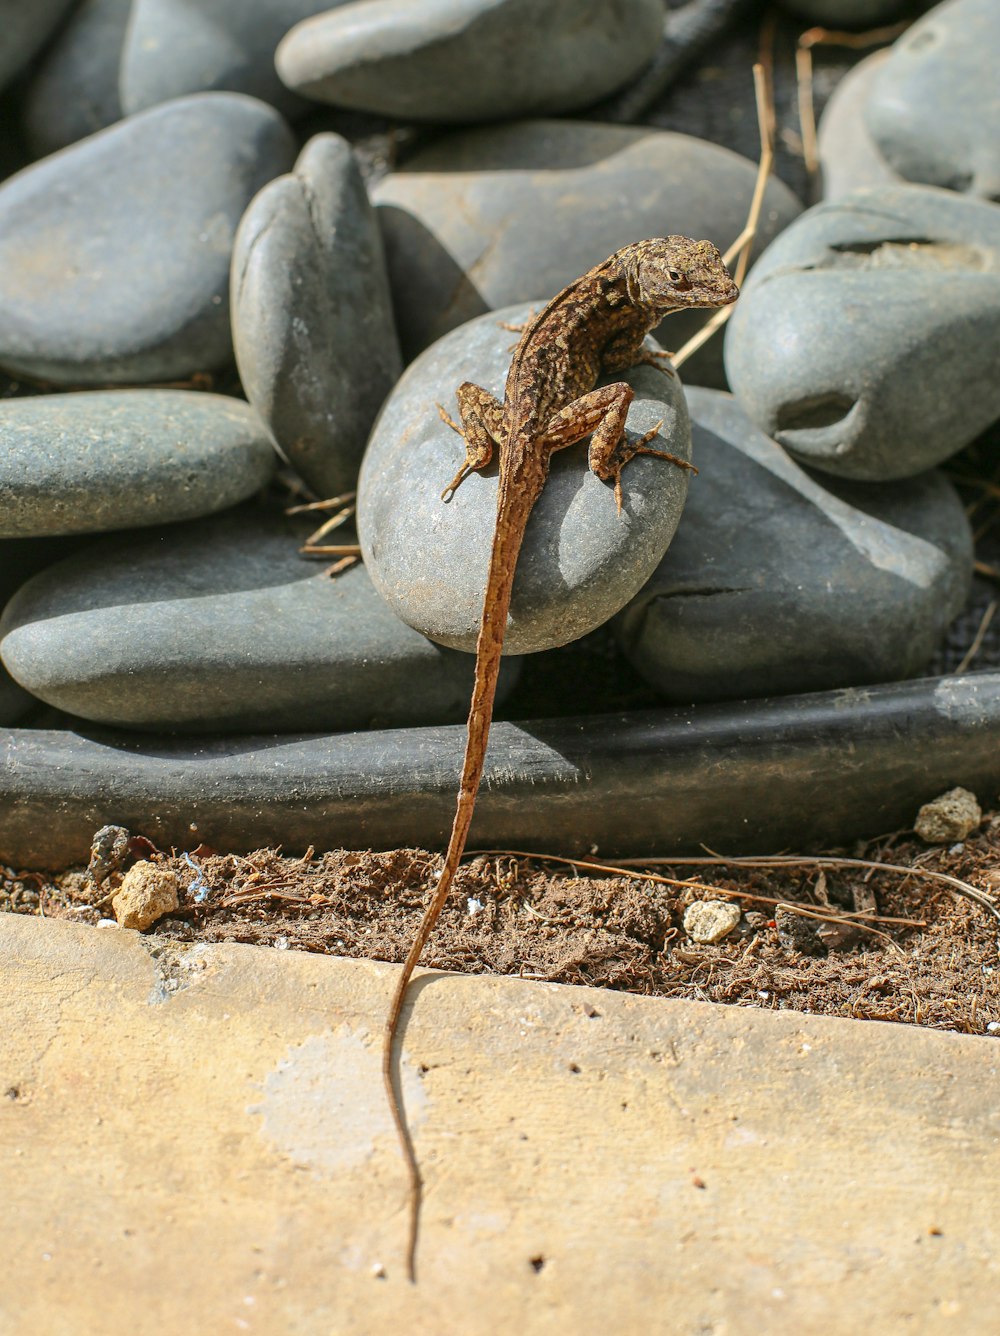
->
left=382, top=456, right=540, bottom=1280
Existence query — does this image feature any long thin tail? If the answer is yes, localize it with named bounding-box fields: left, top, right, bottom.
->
left=382, top=458, right=541, bottom=1280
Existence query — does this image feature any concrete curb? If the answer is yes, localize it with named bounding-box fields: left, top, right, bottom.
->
left=2, top=914, right=998, bottom=1333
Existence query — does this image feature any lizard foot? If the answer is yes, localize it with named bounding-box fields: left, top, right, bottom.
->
left=441, top=461, right=476, bottom=502
left=437, top=403, right=465, bottom=437
left=636, top=347, right=676, bottom=378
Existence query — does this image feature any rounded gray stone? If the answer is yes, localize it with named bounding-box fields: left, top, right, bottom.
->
left=0, top=0, right=76, bottom=93
left=0, top=93, right=296, bottom=386
left=778, top=0, right=913, bottom=22
left=865, top=0, right=1000, bottom=200
left=723, top=184, right=1000, bottom=480
left=0, top=508, right=519, bottom=733
left=357, top=304, right=693, bottom=657
left=232, top=134, right=402, bottom=501
left=275, top=0, right=663, bottom=124
left=119, top=0, right=349, bottom=119
left=817, top=51, right=903, bottom=202
left=0, top=536, right=81, bottom=723
left=614, top=387, right=973, bottom=703
left=21, top=0, right=130, bottom=156
left=0, top=390, right=276, bottom=538
left=372, top=120, right=801, bottom=385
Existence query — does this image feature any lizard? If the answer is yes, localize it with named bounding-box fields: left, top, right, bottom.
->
left=382, top=236, right=739, bottom=1280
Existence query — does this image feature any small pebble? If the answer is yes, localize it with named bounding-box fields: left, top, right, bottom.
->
left=683, top=900, right=741, bottom=944
left=111, top=862, right=180, bottom=930
left=914, top=787, right=982, bottom=843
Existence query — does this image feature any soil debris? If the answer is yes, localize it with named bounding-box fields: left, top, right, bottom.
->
left=3, top=818, right=999, bottom=1038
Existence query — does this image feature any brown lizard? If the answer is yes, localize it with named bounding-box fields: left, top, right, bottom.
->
left=382, top=236, right=738, bottom=1279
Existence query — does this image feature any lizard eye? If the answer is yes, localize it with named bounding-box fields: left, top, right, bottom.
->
left=667, top=269, right=686, bottom=285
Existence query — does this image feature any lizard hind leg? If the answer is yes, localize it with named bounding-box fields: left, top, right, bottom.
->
left=437, top=381, right=505, bottom=501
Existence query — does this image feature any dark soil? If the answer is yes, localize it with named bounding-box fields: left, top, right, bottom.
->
left=5, top=818, right=998, bottom=1038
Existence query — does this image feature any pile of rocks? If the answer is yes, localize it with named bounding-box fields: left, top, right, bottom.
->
left=0, top=0, right=996, bottom=738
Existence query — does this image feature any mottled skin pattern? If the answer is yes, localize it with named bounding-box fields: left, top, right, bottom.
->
left=383, top=237, right=738, bottom=1280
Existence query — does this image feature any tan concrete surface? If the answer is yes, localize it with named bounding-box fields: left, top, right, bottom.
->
left=2, top=914, right=998, bottom=1335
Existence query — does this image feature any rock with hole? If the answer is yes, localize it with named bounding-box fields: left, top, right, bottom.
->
left=614, top=388, right=973, bottom=702
left=865, top=0, right=1000, bottom=200
left=723, top=184, right=1000, bottom=480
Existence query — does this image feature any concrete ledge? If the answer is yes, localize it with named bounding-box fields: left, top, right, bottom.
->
left=2, top=915, right=998, bottom=1333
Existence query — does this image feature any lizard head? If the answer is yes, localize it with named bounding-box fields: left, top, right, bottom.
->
left=621, top=237, right=739, bottom=313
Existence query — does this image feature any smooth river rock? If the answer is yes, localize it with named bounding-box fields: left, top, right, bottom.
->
left=21, top=0, right=130, bottom=156
left=0, top=508, right=519, bottom=733
left=614, top=388, right=973, bottom=703
left=866, top=0, right=1000, bottom=201
left=0, top=390, right=275, bottom=538
left=372, top=120, right=802, bottom=384
left=0, top=537, right=79, bottom=724
left=232, top=134, right=402, bottom=501
left=357, top=304, right=692, bottom=656
left=817, top=51, right=904, bottom=202
left=119, top=0, right=348, bottom=119
left=723, top=184, right=1000, bottom=480
left=0, top=0, right=75, bottom=92
left=276, top=0, right=663, bottom=124
left=0, top=93, right=296, bottom=386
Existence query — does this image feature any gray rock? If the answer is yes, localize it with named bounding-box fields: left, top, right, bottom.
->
left=866, top=0, right=1000, bottom=200
left=358, top=304, right=693, bottom=656
left=275, top=0, right=663, bottom=124
left=0, top=390, right=276, bottom=538
left=614, top=388, right=973, bottom=703
left=0, top=0, right=75, bottom=92
left=0, top=93, right=296, bottom=386
left=0, top=536, right=81, bottom=723
left=232, top=134, right=402, bottom=501
left=778, top=0, right=914, bottom=22
left=21, top=0, right=130, bottom=156
left=120, top=0, right=348, bottom=119
left=0, top=507, right=519, bottom=733
left=0, top=665, right=33, bottom=724
left=723, top=184, right=1000, bottom=480
left=373, top=120, right=801, bottom=384
left=817, top=51, right=903, bottom=202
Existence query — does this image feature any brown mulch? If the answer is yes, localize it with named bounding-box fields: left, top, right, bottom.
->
left=4, top=818, right=999, bottom=1038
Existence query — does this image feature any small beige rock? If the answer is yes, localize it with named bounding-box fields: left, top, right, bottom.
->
left=111, top=862, right=180, bottom=931
left=914, top=787, right=982, bottom=844
left=683, top=900, right=741, bottom=944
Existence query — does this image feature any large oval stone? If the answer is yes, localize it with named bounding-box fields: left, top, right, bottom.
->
left=0, top=536, right=80, bottom=723
left=614, top=388, right=973, bottom=703
left=358, top=304, right=693, bottom=656
left=372, top=119, right=802, bottom=383
left=0, top=390, right=275, bottom=538
left=865, top=0, right=1000, bottom=200
left=0, top=0, right=75, bottom=92
left=276, top=0, right=663, bottom=124
left=817, top=51, right=903, bottom=202
left=232, top=134, right=402, bottom=501
left=0, top=508, right=518, bottom=733
left=723, top=184, right=1000, bottom=479
left=0, top=93, right=296, bottom=386
left=119, top=0, right=348, bottom=119
left=22, top=0, right=130, bottom=156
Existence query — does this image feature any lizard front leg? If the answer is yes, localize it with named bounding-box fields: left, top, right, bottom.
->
left=437, top=381, right=505, bottom=500
left=536, top=382, right=694, bottom=511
